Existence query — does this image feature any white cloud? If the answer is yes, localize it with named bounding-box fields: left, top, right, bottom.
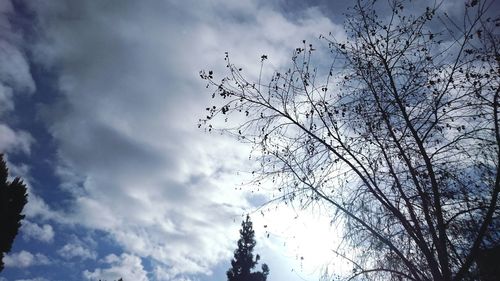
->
left=0, top=124, right=34, bottom=155
left=0, top=2, right=61, bottom=252
left=21, top=221, right=55, bottom=243
left=0, top=39, right=35, bottom=95
left=3, top=251, right=51, bottom=268
left=0, top=0, right=36, bottom=156
left=3, top=156, right=67, bottom=226
left=57, top=241, right=97, bottom=261
left=0, top=0, right=35, bottom=97
left=22, top=191, right=67, bottom=224
left=83, top=253, right=148, bottom=281
left=0, top=83, right=14, bottom=114
left=24, top=0, right=343, bottom=280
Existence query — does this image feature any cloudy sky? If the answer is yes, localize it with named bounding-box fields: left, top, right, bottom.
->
left=6, top=0, right=492, bottom=280
left=0, top=0, right=356, bottom=280
left=4, top=0, right=496, bottom=280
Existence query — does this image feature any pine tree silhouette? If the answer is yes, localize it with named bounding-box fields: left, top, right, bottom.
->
left=0, top=154, right=28, bottom=272
left=227, top=215, right=269, bottom=281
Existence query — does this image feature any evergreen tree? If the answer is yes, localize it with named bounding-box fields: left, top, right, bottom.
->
left=0, top=154, right=28, bottom=272
left=227, top=215, right=269, bottom=281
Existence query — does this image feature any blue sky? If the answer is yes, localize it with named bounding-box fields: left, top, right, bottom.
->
left=0, top=0, right=351, bottom=280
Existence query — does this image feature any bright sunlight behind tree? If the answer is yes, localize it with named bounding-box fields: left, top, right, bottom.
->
left=200, top=0, right=500, bottom=280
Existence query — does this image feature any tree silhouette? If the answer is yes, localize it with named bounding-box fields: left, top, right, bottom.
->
left=0, top=154, right=28, bottom=272
left=201, top=0, right=500, bottom=280
left=227, top=215, right=269, bottom=281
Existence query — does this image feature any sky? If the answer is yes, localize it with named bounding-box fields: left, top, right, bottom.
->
left=0, top=0, right=351, bottom=280
left=2, top=0, right=491, bottom=280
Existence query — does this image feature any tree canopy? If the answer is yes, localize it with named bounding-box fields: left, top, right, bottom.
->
left=227, top=215, right=269, bottom=281
left=0, top=154, right=28, bottom=272
left=201, top=0, right=500, bottom=280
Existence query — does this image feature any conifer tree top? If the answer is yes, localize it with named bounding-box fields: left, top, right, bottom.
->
left=227, top=215, right=269, bottom=281
left=0, top=154, right=28, bottom=272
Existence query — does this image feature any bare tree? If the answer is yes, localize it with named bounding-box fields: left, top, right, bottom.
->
left=200, top=0, right=499, bottom=280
